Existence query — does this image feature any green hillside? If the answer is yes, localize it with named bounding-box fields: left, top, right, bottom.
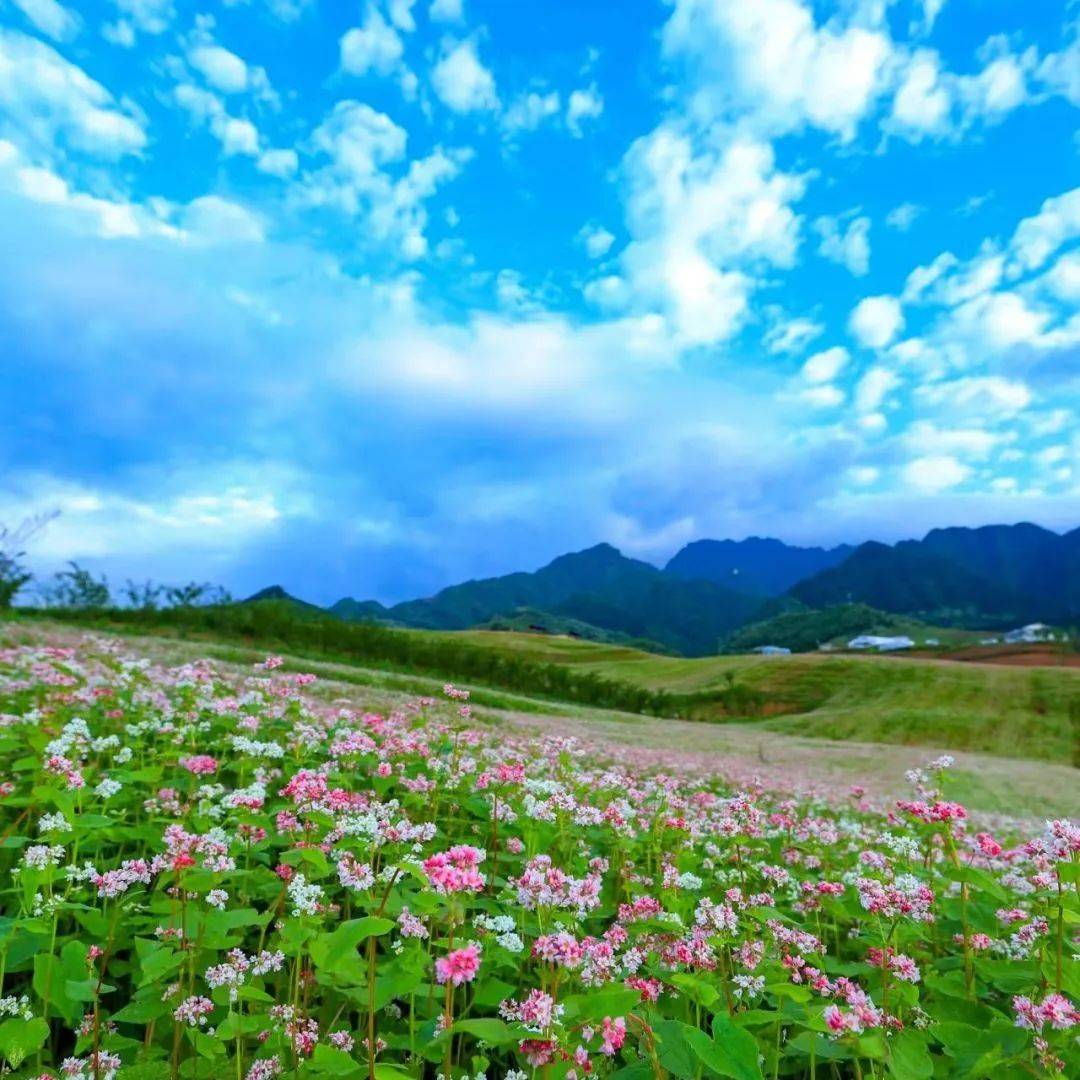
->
left=10, top=605, right=1078, bottom=763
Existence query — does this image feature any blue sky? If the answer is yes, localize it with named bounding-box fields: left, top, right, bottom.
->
left=0, top=0, right=1077, bottom=604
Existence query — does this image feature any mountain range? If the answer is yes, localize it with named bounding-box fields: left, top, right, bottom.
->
left=250, top=522, right=1080, bottom=656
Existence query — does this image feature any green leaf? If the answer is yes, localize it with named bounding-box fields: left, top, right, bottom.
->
left=450, top=1018, right=517, bottom=1046
left=561, top=987, right=641, bottom=1023
left=309, top=917, right=395, bottom=974
left=310, top=1045, right=361, bottom=1076
left=655, top=1020, right=698, bottom=1080
left=704, top=1015, right=765, bottom=1080
left=888, top=1031, right=933, bottom=1080
left=0, top=1017, right=49, bottom=1068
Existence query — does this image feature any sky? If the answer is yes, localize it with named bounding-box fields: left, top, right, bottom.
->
left=0, top=0, right=1078, bottom=605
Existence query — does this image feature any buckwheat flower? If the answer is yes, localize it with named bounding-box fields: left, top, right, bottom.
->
left=336, top=854, right=375, bottom=891
left=206, top=889, right=228, bottom=909
left=180, top=755, right=219, bottom=775
left=600, top=1016, right=627, bottom=1055
left=95, top=777, right=122, bottom=800
left=251, top=950, right=286, bottom=976
left=328, top=1032, right=354, bottom=1051
left=435, top=943, right=481, bottom=986
left=38, top=812, right=71, bottom=834
left=397, top=907, right=428, bottom=939
left=733, top=974, right=765, bottom=1000
left=286, top=873, right=323, bottom=917
left=23, top=844, right=66, bottom=870
left=245, top=1058, right=282, bottom=1080
left=173, top=996, right=214, bottom=1026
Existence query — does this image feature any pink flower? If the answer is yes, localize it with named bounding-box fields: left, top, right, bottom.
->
left=179, top=755, right=218, bottom=775
left=435, top=943, right=481, bottom=986
left=600, top=1017, right=626, bottom=1055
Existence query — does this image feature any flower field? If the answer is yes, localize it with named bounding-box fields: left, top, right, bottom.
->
left=0, top=636, right=1076, bottom=1080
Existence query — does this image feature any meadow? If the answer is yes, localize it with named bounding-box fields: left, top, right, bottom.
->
left=0, top=626, right=1076, bottom=1080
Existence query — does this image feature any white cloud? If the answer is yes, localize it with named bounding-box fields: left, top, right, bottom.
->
left=0, top=29, right=146, bottom=158
left=1009, top=187, right=1080, bottom=274
left=180, top=195, right=265, bottom=244
left=0, top=141, right=146, bottom=237
left=431, top=38, right=498, bottom=113
left=340, top=5, right=405, bottom=78
left=801, top=345, right=848, bottom=384
left=902, top=454, right=971, bottom=492
left=188, top=44, right=249, bottom=93
left=174, top=83, right=262, bottom=158
left=890, top=50, right=951, bottom=137
left=301, top=100, right=468, bottom=258
left=501, top=89, right=560, bottom=137
left=887, top=40, right=1033, bottom=143
left=388, top=0, right=417, bottom=32
left=578, top=222, right=615, bottom=259
left=947, top=290, right=1050, bottom=351
left=103, top=0, right=173, bottom=42
left=763, top=312, right=822, bottom=355
left=917, top=375, right=1032, bottom=417
left=615, top=129, right=806, bottom=346
left=848, top=294, right=903, bottom=349
left=854, top=366, right=899, bottom=412
left=814, top=213, right=870, bottom=275
left=429, top=0, right=463, bottom=23
left=799, top=384, right=844, bottom=409
left=10, top=0, right=80, bottom=42
left=661, top=0, right=892, bottom=141
left=566, top=84, right=603, bottom=137
left=903, top=421, right=1004, bottom=460
left=256, top=147, right=298, bottom=178
left=886, top=202, right=922, bottom=231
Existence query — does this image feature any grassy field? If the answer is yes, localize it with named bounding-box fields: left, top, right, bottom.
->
left=424, top=629, right=1080, bottom=762
left=6, top=620, right=1076, bottom=823
left=6, top=612, right=1078, bottom=765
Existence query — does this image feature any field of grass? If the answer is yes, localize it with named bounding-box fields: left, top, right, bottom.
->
left=425, top=629, right=1080, bottom=762
left=7, top=611, right=1079, bottom=765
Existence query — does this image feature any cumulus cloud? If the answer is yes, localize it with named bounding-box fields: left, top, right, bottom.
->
left=0, top=29, right=146, bottom=159
left=814, top=213, right=870, bottom=276
left=340, top=5, right=406, bottom=78
left=611, top=130, right=806, bottom=346
left=661, top=0, right=892, bottom=141
left=299, top=99, right=469, bottom=259
left=578, top=222, right=615, bottom=259
left=849, top=295, right=903, bottom=349
left=9, top=0, right=80, bottom=42
left=429, top=0, right=463, bottom=23
left=801, top=345, right=848, bottom=384
left=431, top=38, right=498, bottom=113
left=566, top=84, right=603, bottom=136
left=902, top=454, right=971, bottom=492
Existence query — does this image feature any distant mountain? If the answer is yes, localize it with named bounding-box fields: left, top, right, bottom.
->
left=666, top=537, right=853, bottom=595
left=789, top=539, right=1031, bottom=626
left=330, top=597, right=390, bottom=621
left=334, top=543, right=763, bottom=656
left=911, top=522, right=1080, bottom=620
left=244, top=585, right=322, bottom=610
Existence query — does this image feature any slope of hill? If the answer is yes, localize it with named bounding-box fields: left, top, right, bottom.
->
left=478, top=606, right=670, bottom=652
left=912, top=522, right=1080, bottom=620
left=789, top=540, right=1031, bottom=626
left=334, top=543, right=763, bottom=656
left=666, top=537, right=852, bottom=595
left=722, top=602, right=913, bottom=653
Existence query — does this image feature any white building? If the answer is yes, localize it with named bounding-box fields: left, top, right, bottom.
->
left=753, top=645, right=791, bottom=656
left=1003, top=623, right=1054, bottom=644
left=847, top=635, right=915, bottom=652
